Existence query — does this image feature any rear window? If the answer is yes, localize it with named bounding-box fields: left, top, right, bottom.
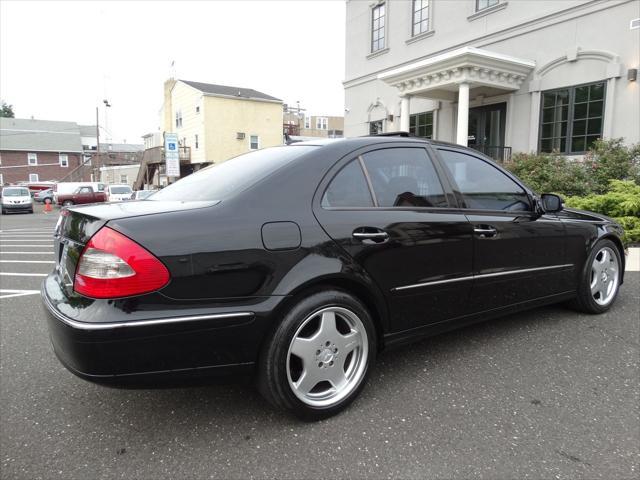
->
left=2, top=188, right=30, bottom=196
left=150, top=146, right=316, bottom=202
left=110, top=186, right=132, bottom=194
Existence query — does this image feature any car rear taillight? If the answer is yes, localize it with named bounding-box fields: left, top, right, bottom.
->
left=74, top=226, right=170, bottom=299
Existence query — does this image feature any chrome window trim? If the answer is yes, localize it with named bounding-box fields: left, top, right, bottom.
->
left=392, top=264, right=574, bottom=292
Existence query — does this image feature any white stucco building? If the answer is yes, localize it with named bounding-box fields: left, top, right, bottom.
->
left=344, top=0, right=640, bottom=160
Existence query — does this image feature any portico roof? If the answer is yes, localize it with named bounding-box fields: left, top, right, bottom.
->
left=378, top=47, right=535, bottom=100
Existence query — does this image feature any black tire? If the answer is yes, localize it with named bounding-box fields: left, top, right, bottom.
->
left=258, top=289, right=377, bottom=420
left=568, top=238, right=622, bottom=314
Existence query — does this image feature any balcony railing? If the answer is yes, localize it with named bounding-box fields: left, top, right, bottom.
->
left=470, top=145, right=512, bottom=163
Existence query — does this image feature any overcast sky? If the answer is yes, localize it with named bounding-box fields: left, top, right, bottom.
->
left=0, top=0, right=346, bottom=143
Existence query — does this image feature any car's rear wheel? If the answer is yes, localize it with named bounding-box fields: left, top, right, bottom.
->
left=569, top=239, right=622, bottom=314
left=258, top=289, right=376, bottom=420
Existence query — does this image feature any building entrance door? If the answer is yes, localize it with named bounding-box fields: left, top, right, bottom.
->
left=468, top=102, right=508, bottom=162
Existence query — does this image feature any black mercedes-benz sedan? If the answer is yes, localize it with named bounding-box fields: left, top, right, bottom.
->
left=42, top=136, right=625, bottom=419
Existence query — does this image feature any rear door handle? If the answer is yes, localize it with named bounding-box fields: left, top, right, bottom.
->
left=352, top=228, right=389, bottom=243
left=473, top=226, right=498, bottom=238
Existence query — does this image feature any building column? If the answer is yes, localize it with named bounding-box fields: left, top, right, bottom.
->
left=528, top=90, right=541, bottom=152
left=400, top=95, right=411, bottom=132
left=456, top=82, right=470, bottom=146
left=602, top=77, right=617, bottom=138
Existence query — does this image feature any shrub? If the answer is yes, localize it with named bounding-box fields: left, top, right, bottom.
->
left=506, top=152, right=591, bottom=196
left=565, top=180, right=640, bottom=245
left=583, top=138, right=640, bottom=194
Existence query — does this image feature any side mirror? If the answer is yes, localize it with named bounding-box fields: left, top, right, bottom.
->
left=541, top=193, right=563, bottom=213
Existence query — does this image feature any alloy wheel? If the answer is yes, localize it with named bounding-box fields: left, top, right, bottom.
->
left=590, top=246, right=619, bottom=306
left=286, top=306, right=368, bottom=407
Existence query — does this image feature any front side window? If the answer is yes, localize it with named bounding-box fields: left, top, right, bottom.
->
left=250, top=135, right=259, bottom=150
left=362, top=148, right=447, bottom=207
left=28, top=153, right=37, bottom=165
left=371, top=3, right=386, bottom=52
left=409, top=112, right=433, bottom=138
left=539, top=82, right=605, bottom=154
left=369, top=120, right=383, bottom=135
left=476, top=0, right=499, bottom=11
left=322, top=160, right=373, bottom=208
left=438, top=149, right=530, bottom=211
left=412, top=0, right=429, bottom=36
left=59, top=154, right=68, bottom=167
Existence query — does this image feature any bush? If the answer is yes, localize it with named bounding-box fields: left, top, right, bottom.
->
left=506, top=138, right=640, bottom=197
left=506, top=152, right=591, bottom=196
left=583, top=138, right=640, bottom=194
left=565, top=180, right=640, bottom=245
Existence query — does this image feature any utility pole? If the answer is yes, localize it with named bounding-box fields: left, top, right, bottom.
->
left=95, top=107, right=100, bottom=182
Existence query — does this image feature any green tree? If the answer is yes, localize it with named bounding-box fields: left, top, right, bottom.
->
left=0, top=100, right=14, bottom=118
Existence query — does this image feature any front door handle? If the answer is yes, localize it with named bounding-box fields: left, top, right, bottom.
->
left=352, top=227, right=389, bottom=244
left=473, top=225, right=498, bottom=238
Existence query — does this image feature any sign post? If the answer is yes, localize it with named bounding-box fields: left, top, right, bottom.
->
left=164, top=133, right=181, bottom=179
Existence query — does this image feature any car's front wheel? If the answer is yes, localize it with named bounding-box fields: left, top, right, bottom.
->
left=258, top=289, right=376, bottom=420
left=570, top=239, right=622, bottom=313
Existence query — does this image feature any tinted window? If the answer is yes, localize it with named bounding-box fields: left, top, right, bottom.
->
left=438, top=149, right=530, bottom=211
left=362, top=148, right=447, bottom=207
left=151, top=146, right=317, bottom=202
left=322, top=160, right=373, bottom=208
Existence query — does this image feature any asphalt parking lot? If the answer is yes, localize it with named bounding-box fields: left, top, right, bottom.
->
left=1, top=208, right=639, bottom=479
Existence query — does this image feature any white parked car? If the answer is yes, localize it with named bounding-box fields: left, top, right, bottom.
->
left=107, top=184, right=133, bottom=202
left=1, top=186, right=34, bottom=214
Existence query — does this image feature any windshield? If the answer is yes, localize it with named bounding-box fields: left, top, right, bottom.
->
left=110, top=186, right=132, bottom=194
left=150, top=146, right=316, bottom=202
left=2, top=188, right=30, bottom=197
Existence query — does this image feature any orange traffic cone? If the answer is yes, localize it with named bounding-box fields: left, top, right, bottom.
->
left=44, top=201, right=52, bottom=214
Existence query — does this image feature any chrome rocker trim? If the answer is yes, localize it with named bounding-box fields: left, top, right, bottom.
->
left=392, top=264, right=575, bottom=292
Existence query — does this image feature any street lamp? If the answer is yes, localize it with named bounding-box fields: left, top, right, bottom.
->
left=95, top=100, right=111, bottom=181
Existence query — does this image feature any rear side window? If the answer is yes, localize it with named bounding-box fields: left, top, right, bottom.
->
left=437, top=149, right=530, bottom=211
left=322, top=160, right=373, bottom=208
left=151, top=146, right=317, bottom=202
left=361, top=148, right=447, bottom=207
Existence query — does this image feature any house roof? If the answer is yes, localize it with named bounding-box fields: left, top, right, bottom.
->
left=180, top=79, right=282, bottom=103
left=0, top=118, right=83, bottom=153
left=78, top=124, right=97, bottom=137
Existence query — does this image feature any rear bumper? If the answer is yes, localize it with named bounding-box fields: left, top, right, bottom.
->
left=40, top=275, right=280, bottom=386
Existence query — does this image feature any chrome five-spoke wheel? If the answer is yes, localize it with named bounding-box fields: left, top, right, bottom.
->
left=286, top=306, right=368, bottom=408
left=590, top=246, right=619, bottom=306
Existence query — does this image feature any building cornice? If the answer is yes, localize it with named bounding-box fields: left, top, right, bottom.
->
left=344, top=0, right=627, bottom=89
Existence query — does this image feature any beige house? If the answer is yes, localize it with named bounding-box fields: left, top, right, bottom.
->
left=161, top=79, right=283, bottom=166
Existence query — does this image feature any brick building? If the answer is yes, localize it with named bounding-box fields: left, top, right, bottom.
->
left=0, top=118, right=87, bottom=185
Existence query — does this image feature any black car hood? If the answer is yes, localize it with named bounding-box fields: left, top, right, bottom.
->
left=67, top=200, right=219, bottom=221
left=558, top=207, right=615, bottom=224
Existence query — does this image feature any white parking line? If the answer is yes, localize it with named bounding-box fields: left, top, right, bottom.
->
left=0, top=289, right=41, bottom=299
left=0, top=260, right=55, bottom=264
left=0, top=252, right=54, bottom=255
left=0, top=272, right=48, bottom=277
left=1, top=245, right=52, bottom=248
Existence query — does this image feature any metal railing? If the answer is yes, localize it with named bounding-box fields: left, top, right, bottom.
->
left=470, top=145, right=512, bottom=163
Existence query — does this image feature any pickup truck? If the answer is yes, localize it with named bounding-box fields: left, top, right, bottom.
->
left=56, top=186, right=108, bottom=206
